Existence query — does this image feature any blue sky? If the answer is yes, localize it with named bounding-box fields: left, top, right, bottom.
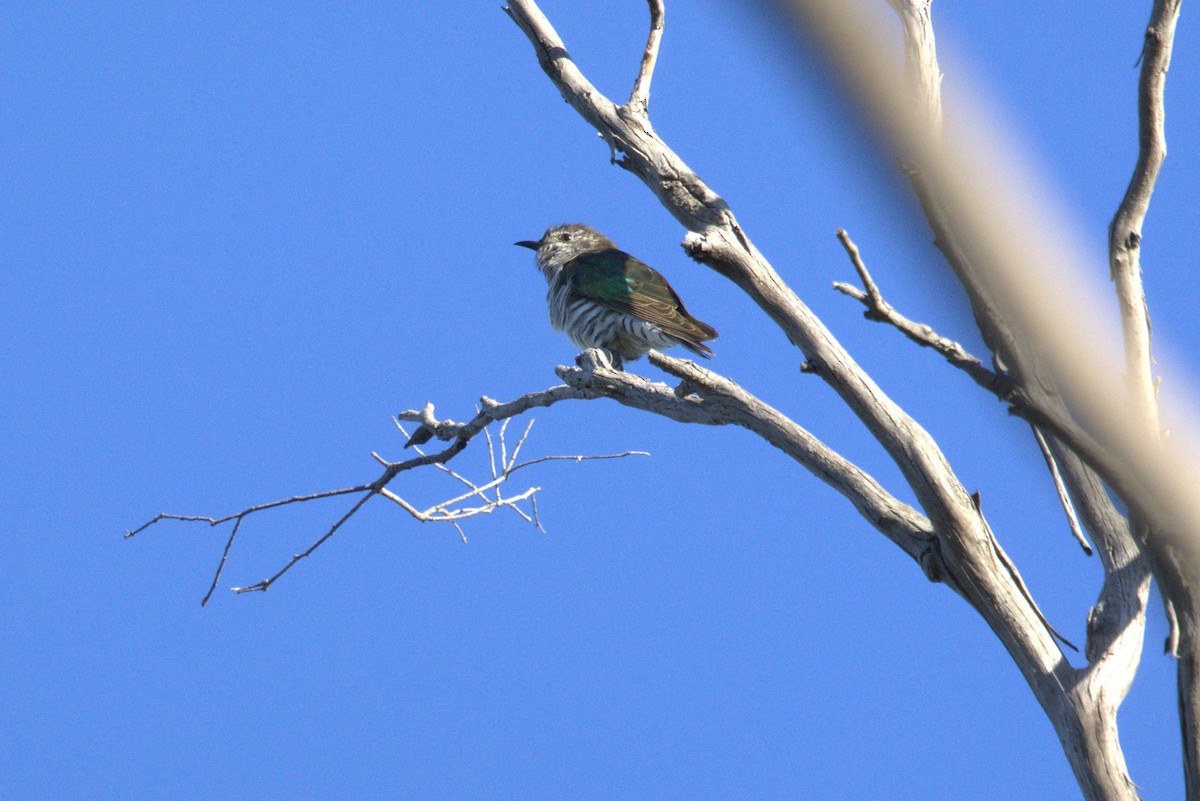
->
left=2, top=2, right=1195, bottom=798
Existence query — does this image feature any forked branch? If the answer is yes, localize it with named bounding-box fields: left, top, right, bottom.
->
left=832, top=229, right=1091, bottom=557
left=503, top=12, right=1106, bottom=794
left=128, top=380, right=642, bottom=603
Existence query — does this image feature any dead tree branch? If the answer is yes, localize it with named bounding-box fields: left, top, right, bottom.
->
left=628, top=0, right=664, bottom=115
left=806, top=1, right=1164, bottom=797
left=1110, top=0, right=1179, bottom=426
left=832, top=229, right=1004, bottom=394
left=1107, top=0, right=1198, bottom=790
left=561, top=349, right=937, bottom=562
left=1029, top=426, right=1092, bottom=556
left=385, top=417, right=649, bottom=536
left=502, top=2, right=1059, bottom=641
left=130, top=351, right=935, bottom=601
left=832, top=229, right=1091, bottom=556
left=502, top=2, right=1113, bottom=796
left=128, top=380, right=645, bottom=603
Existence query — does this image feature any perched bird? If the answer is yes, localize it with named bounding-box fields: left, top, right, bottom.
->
left=515, top=223, right=718, bottom=368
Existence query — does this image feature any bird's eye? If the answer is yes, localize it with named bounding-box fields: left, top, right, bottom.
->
left=558, top=231, right=571, bottom=241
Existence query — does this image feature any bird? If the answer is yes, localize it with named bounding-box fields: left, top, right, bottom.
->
left=515, top=223, right=718, bottom=369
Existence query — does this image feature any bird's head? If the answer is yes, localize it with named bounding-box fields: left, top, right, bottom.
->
left=516, top=223, right=614, bottom=274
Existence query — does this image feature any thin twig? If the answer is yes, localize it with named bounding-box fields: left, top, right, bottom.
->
left=136, top=375, right=652, bottom=601
left=498, top=418, right=511, bottom=484
left=232, top=490, right=377, bottom=595
left=483, top=425, right=498, bottom=482
left=125, top=485, right=376, bottom=538
left=1031, top=426, right=1093, bottom=555
left=832, top=229, right=1005, bottom=394
left=973, top=492, right=1078, bottom=653
left=531, top=493, right=545, bottom=533
left=508, top=419, right=536, bottom=471
left=201, top=516, right=243, bottom=606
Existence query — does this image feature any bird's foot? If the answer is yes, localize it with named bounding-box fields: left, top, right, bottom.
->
left=576, top=348, right=624, bottom=372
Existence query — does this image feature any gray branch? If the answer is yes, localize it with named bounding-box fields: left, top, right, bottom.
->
left=830, top=228, right=1149, bottom=598
left=563, top=349, right=935, bottom=560
left=503, top=4, right=1099, bottom=796
left=503, top=1, right=1046, bottom=614
left=404, top=349, right=934, bottom=563
left=832, top=229, right=1091, bottom=557
left=128, top=380, right=625, bottom=601
left=1109, top=0, right=1179, bottom=428
left=832, top=228, right=1004, bottom=394
left=133, top=353, right=934, bottom=601
left=1106, top=1, right=1200, bottom=792
left=628, top=0, right=664, bottom=115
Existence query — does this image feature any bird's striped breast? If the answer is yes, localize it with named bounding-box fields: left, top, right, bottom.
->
left=547, top=279, right=675, bottom=360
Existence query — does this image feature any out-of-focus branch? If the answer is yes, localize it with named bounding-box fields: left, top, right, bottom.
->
left=788, top=1, right=1170, bottom=797
left=884, top=0, right=942, bottom=131
left=784, top=0, right=1200, bottom=565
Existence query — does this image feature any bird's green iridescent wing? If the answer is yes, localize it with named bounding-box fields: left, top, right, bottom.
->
left=563, top=248, right=718, bottom=346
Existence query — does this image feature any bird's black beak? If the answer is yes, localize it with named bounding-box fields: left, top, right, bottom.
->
left=514, top=239, right=541, bottom=250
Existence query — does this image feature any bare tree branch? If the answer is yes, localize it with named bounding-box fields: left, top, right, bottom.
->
left=832, top=230, right=1092, bottom=557
left=126, top=486, right=375, bottom=537
left=380, top=432, right=648, bottom=529
left=1107, top=1, right=1197, bottom=790
left=797, top=1, right=1166, bottom=797
left=1110, top=0, right=1180, bottom=426
left=128, top=380, right=644, bottom=602
left=131, top=350, right=932, bottom=601
left=628, top=0, right=664, bottom=115
left=618, top=350, right=938, bottom=560
left=407, top=349, right=938, bottom=562
left=833, top=239, right=1146, bottom=571
left=203, top=516, right=243, bottom=606
left=502, top=9, right=1132, bottom=800
left=231, top=490, right=376, bottom=596
left=972, top=491, right=1077, bottom=652
left=501, top=4, right=1064, bottom=652
left=832, top=228, right=1005, bottom=394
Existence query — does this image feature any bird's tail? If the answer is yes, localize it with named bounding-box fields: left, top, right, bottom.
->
left=679, top=317, right=717, bottom=358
